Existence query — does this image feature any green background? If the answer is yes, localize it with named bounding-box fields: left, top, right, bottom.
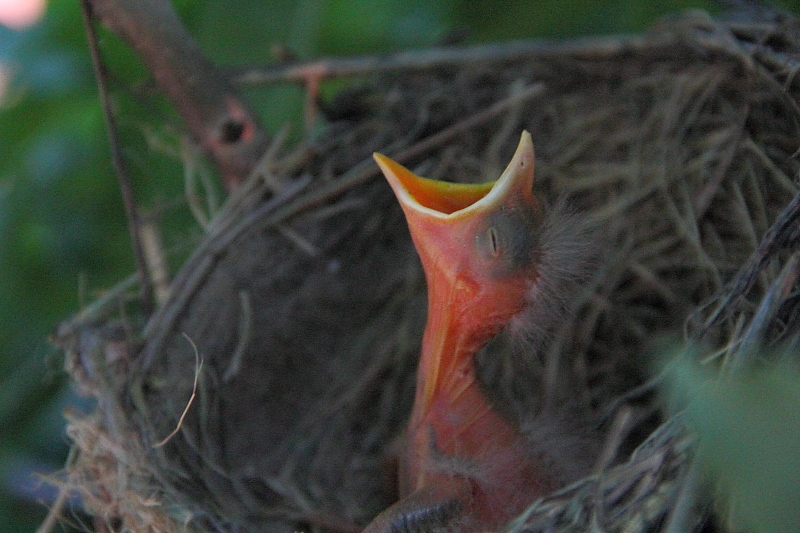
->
left=1, top=0, right=796, bottom=530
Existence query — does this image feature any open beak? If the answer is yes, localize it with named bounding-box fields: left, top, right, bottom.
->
left=373, top=131, right=539, bottom=421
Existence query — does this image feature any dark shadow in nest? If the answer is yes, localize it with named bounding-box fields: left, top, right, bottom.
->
left=130, top=176, right=426, bottom=530
left=55, top=10, right=800, bottom=533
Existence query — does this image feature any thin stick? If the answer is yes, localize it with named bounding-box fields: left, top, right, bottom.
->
left=80, top=0, right=155, bottom=317
left=153, top=332, right=203, bottom=448
left=232, top=36, right=655, bottom=85
left=698, top=190, right=800, bottom=336
left=694, top=105, right=749, bottom=218
left=231, top=27, right=800, bottom=91
left=223, top=291, right=252, bottom=382
left=35, top=483, right=70, bottom=533
left=58, top=273, right=138, bottom=334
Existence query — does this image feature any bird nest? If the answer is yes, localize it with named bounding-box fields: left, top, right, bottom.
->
left=52, top=10, right=800, bottom=533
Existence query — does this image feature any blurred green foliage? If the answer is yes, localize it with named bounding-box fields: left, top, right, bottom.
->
left=664, top=350, right=800, bottom=533
left=1, top=0, right=798, bottom=530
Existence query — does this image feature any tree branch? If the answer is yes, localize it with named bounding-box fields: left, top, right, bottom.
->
left=229, top=36, right=653, bottom=85
left=86, top=0, right=270, bottom=190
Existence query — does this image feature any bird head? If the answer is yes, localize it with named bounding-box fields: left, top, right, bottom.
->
left=374, top=131, right=543, bottom=419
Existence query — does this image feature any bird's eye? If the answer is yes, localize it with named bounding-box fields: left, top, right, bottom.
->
left=480, top=206, right=541, bottom=276
left=486, top=226, right=501, bottom=258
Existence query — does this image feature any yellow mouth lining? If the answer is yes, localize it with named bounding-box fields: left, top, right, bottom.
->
left=373, top=154, right=495, bottom=214
left=401, top=175, right=496, bottom=215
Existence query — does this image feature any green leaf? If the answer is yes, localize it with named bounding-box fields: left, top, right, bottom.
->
left=664, top=351, right=800, bottom=533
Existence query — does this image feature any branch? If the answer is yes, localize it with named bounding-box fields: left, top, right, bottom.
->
left=231, top=20, right=800, bottom=88
left=86, top=0, right=270, bottom=190
left=230, top=36, right=653, bottom=85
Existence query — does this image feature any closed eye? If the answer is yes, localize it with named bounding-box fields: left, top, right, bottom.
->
left=487, top=226, right=501, bottom=258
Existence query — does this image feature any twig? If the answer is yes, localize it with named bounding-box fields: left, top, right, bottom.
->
left=153, top=332, right=203, bottom=448
left=727, top=251, right=800, bottom=371
left=140, top=219, right=170, bottom=304
left=698, top=190, right=800, bottom=336
left=182, top=138, right=212, bottom=228
left=663, top=460, right=705, bottom=533
left=80, top=0, right=155, bottom=317
left=694, top=104, right=750, bottom=218
left=223, top=291, right=252, bottom=382
left=35, top=482, right=70, bottom=533
left=233, top=24, right=800, bottom=87
left=593, top=405, right=635, bottom=474
left=56, top=273, right=138, bottom=336
left=278, top=225, right=320, bottom=257
left=232, top=36, right=656, bottom=85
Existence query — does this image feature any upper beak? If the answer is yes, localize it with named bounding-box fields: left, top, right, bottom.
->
left=373, top=131, right=538, bottom=419
left=374, top=131, right=535, bottom=220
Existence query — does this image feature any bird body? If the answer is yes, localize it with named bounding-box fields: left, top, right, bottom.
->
left=367, top=132, right=593, bottom=532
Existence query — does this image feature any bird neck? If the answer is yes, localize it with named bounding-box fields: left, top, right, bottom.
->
left=405, top=269, right=529, bottom=490
left=410, top=269, right=489, bottom=425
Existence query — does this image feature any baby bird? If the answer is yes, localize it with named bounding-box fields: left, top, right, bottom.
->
left=368, top=131, right=597, bottom=532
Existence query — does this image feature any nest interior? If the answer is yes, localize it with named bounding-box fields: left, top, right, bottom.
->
left=56, top=10, right=800, bottom=533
